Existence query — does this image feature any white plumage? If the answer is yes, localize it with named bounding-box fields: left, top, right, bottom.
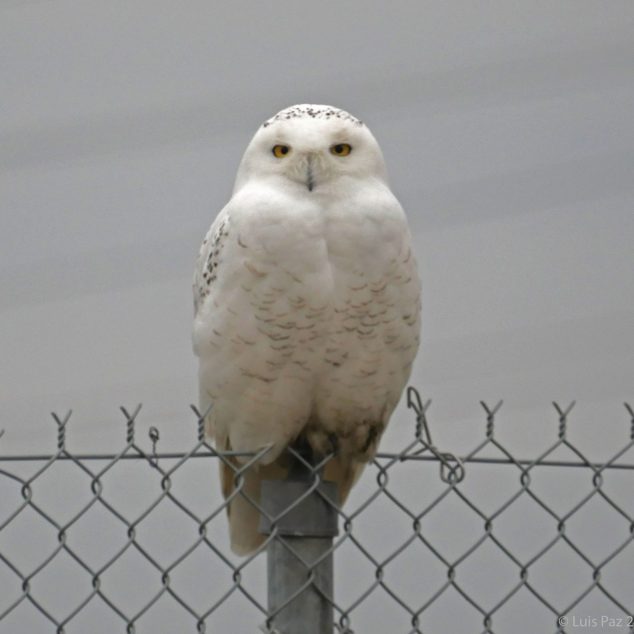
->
left=193, top=104, right=421, bottom=554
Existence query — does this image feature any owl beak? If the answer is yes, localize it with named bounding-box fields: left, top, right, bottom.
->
left=306, top=155, right=315, bottom=192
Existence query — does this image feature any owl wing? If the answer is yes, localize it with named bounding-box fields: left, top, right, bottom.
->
left=192, top=208, right=230, bottom=316
left=192, top=199, right=314, bottom=555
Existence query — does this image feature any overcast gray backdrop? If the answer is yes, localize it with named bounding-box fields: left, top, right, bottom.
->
left=1, top=2, right=633, bottom=632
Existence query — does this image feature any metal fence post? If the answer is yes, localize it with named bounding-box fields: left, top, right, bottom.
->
left=259, top=475, right=339, bottom=634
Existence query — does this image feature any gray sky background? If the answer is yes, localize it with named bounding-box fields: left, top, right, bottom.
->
left=1, top=2, right=633, bottom=632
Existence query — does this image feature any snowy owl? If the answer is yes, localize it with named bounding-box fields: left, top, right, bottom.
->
left=193, top=104, right=421, bottom=554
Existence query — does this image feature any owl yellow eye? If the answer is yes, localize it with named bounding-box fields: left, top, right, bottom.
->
left=272, top=144, right=291, bottom=158
left=330, top=143, right=352, bottom=156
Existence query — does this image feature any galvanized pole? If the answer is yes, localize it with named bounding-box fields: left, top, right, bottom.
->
left=259, top=472, right=338, bottom=634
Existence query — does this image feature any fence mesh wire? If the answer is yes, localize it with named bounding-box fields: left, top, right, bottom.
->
left=1, top=388, right=633, bottom=634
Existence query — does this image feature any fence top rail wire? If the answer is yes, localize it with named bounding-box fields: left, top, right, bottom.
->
left=1, top=452, right=634, bottom=470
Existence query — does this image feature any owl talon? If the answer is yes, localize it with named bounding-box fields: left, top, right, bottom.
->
left=328, top=433, right=339, bottom=457
left=287, top=435, right=316, bottom=479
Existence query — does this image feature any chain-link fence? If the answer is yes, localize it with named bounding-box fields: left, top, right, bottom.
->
left=1, top=388, right=633, bottom=634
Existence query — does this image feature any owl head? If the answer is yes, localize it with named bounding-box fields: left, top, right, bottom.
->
left=233, top=104, right=389, bottom=194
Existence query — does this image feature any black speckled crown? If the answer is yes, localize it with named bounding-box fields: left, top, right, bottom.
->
left=262, top=104, right=363, bottom=128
